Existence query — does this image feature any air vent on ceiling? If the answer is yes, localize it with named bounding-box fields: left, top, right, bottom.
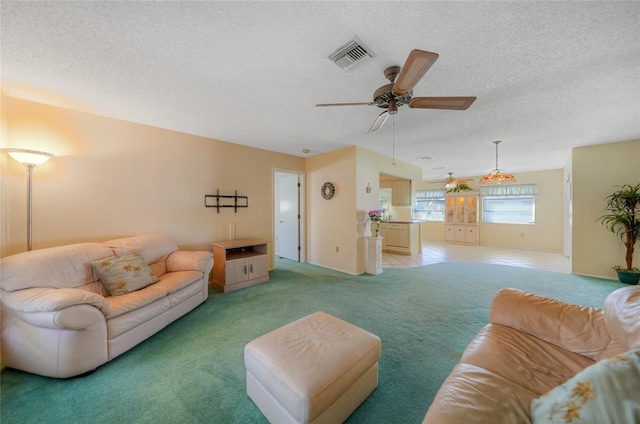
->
left=327, top=37, right=376, bottom=71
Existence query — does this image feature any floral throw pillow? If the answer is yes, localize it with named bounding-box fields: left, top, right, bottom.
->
left=530, top=349, right=640, bottom=423
left=92, top=249, right=159, bottom=296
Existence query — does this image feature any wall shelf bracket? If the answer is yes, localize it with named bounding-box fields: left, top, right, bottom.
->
left=205, top=189, right=248, bottom=213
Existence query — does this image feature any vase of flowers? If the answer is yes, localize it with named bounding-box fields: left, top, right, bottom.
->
left=368, top=209, right=383, bottom=237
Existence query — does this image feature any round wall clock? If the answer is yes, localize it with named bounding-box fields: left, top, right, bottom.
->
left=321, top=182, right=335, bottom=200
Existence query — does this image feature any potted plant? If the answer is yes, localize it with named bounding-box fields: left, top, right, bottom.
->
left=447, top=183, right=472, bottom=193
left=597, top=182, right=640, bottom=284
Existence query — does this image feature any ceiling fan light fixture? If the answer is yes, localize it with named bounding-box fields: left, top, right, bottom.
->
left=480, top=140, right=516, bottom=185
left=368, top=110, right=389, bottom=133
left=444, top=181, right=457, bottom=190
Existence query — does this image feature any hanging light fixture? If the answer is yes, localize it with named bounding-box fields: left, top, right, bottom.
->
left=479, top=140, right=516, bottom=185
left=444, top=173, right=457, bottom=190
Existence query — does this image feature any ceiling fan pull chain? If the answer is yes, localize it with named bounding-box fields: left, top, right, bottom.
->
left=392, top=115, right=396, bottom=166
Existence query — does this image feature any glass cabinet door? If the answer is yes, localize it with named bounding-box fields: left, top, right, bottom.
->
left=446, top=197, right=455, bottom=223
left=466, top=196, right=477, bottom=224
left=456, top=197, right=465, bottom=224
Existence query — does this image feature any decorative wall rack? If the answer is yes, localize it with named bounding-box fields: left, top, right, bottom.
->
left=205, top=189, right=248, bottom=213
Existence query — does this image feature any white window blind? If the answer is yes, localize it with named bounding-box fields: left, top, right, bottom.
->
left=414, top=189, right=446, bottom=221
left=415, top=189, right=446, bottom=198
left=480, top=184, right=539, bottom=197
left=481, top=184, right=537, bottom=225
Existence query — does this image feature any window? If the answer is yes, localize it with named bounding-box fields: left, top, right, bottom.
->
left=414, top=189, right=445, bottom=221
left=480, top=184, right=538, bottom=224
left=379, top=189, right=391, bottom=216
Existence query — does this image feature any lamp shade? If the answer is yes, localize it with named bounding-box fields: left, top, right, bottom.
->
left=479, top=169, right=517, bottom=185
left=4, top=148, right=53, bottom=166
left=479, top=141, right=515, bottom=185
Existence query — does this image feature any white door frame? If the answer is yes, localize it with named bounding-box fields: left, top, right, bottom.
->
left=273, top=169, right=305, bottom=262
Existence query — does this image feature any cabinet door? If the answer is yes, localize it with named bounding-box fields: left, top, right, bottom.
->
left=466, top=196, right=478, bottom=224
left=454, top=226, right=466, bottom=242
left=445, top=197, right=455, bottom=223
left=226, top=259, right=248, bottom=284
left=387, top=224, right=409, bottom=247
left=391, top=180, right=412, bottom=206
left=464, top=226, right=478, bottom=244
left=456, top=197, right=466, bottom=224
left=445, top=225, right=456, bottom=241
left=248, top=255, right=268, bottom=279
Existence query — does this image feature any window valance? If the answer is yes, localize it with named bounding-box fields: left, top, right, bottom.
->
left=415, top=189, right=445, bottom=199
left=480, top=184, right=539, bottom=196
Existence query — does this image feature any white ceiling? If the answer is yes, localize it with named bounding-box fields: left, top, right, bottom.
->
left=2, top=1, right=639, bottom=181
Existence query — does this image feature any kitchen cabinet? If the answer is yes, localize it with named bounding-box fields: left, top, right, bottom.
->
left=211, top=238, right=269, bottom=293
left=383, top=221, right=420, bottom=255
left=391, top=180, right=412, bottom=206
left=380, top=222, right=388, bottom=251
left=444, top=193, right=479, bottom=245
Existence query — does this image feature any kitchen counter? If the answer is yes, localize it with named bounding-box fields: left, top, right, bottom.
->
left=379, top=221, right=422, bottom=255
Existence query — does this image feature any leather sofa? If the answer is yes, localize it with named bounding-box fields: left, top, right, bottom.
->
left=423, top=285, right=640, bottom=423
left=1, top=234, right=213, bottom=378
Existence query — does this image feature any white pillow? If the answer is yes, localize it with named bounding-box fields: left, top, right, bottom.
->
left=531, top=349, right=640, bottom=423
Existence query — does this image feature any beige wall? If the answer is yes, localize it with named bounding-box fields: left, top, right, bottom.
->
left=571, top=140, right=640, bottom=279
left=415, top=169, right=564, bottom=251
left=306, top=147, right=358, bottom=274
left=479, top=169, right=564, bottom=251
left=0, top=94, right=305, bottom=268
left=4, top=93, right=637, bottom=280
left=306, top=146, right=421, bottom=274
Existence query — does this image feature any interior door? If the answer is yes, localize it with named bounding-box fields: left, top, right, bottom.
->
left=276, top=173, right=300, bottom=261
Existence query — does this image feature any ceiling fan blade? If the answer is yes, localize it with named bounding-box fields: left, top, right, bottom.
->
left=367, top=110, right=389, bottom=134
left=392, top=49, right=439, bottom=96
left=409, top=97, right=477, bottom=110
left=315, top=102, right=373, bottom=107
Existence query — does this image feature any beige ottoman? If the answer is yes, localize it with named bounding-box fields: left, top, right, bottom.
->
left=244, top=311, right=381, bottom=424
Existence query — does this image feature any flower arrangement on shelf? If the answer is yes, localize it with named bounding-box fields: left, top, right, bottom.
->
left=368, top=209, right=383, bottom=237
left=368, top=209, right=383, bottom=222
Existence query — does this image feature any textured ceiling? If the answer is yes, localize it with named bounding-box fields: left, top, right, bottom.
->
left=2, top=1, right=639, bottom=181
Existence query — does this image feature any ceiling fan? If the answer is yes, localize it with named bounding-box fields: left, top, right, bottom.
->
left=316, top=49, right=476, bottom=133
left=430, top=172, right=473, bottom=189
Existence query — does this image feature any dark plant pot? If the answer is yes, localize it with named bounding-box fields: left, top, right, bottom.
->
left=616, top=270, right=640, bottom=285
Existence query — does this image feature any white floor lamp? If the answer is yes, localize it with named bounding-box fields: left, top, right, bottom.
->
left=3, top=148, right=54, bottom=251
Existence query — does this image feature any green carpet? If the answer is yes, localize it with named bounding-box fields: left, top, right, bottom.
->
left=0, top=261, right=625, bottom=424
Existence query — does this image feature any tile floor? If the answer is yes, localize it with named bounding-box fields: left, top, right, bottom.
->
left=382, top=241, right=571, bottom=274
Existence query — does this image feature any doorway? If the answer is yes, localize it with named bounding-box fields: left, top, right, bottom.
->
left=274, top=170, right=305, bottom=262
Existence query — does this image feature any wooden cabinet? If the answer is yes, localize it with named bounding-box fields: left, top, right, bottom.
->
left=211, top=238, right=269, bottom=293
left=383, top=222, right=420, bottom=255
left=379, top=222, right=388, bottom=251
left=391, top=180, right=412, bottom=206
left=444, top=193, right=479, bottom=245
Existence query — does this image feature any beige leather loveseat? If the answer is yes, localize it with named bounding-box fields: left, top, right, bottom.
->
left=424, top=285, right=640, bottom=423
left=1, top=234, right=213, bottom=378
